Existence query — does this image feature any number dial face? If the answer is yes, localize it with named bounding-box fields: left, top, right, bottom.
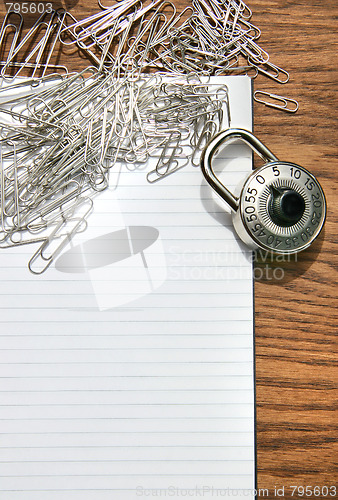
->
left=239, top=162, right=326, bottom=253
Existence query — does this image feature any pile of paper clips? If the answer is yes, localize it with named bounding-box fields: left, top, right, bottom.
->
left=0, top=0, right=297, bottom=273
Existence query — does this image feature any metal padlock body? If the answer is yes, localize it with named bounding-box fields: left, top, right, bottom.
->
left=200, top=128, right=326, bottom=254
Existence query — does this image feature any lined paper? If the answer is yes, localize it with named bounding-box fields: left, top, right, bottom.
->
left=0, top=76, right=255, bottom=499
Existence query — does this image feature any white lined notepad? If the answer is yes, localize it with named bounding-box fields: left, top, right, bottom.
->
left=0, top=76, right=255, bottom=499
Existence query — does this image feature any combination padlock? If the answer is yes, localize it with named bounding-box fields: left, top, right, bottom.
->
left=200, top=128, right=326, bottom=254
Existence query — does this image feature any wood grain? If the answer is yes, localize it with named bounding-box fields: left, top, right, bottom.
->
left=245, top=1, right=338, bottom=494
left=0, top=0, right=336, bottom=496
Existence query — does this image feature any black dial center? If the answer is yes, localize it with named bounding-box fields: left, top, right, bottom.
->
left=269, top=187, right=306, bottom=226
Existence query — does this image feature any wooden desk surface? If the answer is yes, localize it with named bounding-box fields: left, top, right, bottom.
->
left=0, top=0, right=336, bottom=495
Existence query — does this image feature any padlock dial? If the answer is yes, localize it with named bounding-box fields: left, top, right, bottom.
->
left=234, top=162, right=326, bottom=254
left=268, top=186, right=306, bottom=226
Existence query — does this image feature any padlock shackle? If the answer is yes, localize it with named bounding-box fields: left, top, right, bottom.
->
left=200, top=128, right=279, bottom=211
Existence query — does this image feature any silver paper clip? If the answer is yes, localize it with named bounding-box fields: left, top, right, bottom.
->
left=254, top=91, right=299, bottom=113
